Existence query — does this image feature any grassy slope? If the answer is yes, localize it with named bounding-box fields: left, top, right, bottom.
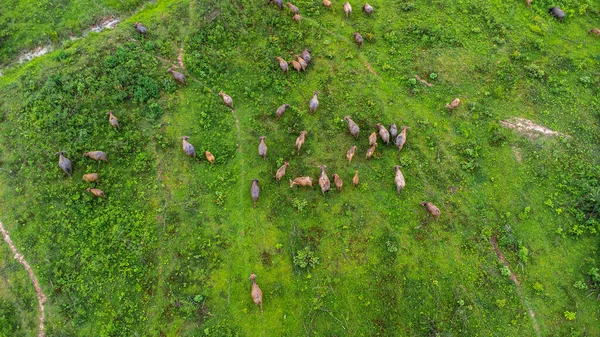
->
left=0, top=0, right=599, bottom=336
left=0, top=0, right=148, bottom=65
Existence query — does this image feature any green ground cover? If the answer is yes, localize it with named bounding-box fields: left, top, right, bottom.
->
left=0, top=0, right=599, bottom=336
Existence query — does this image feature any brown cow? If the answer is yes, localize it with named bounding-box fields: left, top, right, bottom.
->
left=57, top=151, right=72, bottom=177
left=287, top=3, right=299, bottom=14
left=276, top=161, right=290, bottom=182
left=318, top=165, right=330, bottom=195
left=87, top=187, right=105, bottom=197
left=83, top=151, right=108, bottom=162
left=168, top=69, right=186, bottom=85
left=296, top=131, right=307, bottom=153
left=276, top=57, right=289, bottom=73
left=344, top=116, right=360, bottom=139
left=290, top=176, right=313, bottom=188
left=396, top=126, right=408, bottom=151
left=219, top=91, right=233, bottom=109
left=346, top=145, right=357, bottom=162
left=421, top=201, right=441, bottom=220
left=291, top=60, right=302, bottom=73
left=354, top=32, right=363, bottom=48
left=394, top=165, right=405, bottom=194
left=366, top=143, right=377, bottom=159
left=249, top=273, right=263, bottom=312
left=258, top=136, right=267, bottom=160
left=205, top=151, right=215, bottom=164
left=309, top=91, right=319, bottom=113
left=296, top=55, right=307, bottom=70
left=276, top=104, right=290, bottom=120
left=301, top=49, right=311, bottom=63
left=445, top=98, right=460, bottom=110
left=376, top=123, right=390, bottom=146
left=333, top=173, right=343, bottom=191
left=251, top=179, right=260, bottom=208
left=181, top=136, right=196, bottom=158
left=82, top=173, right=99, bottom=182
left=369, top=132, right=377, bottom=146
left=344, top=2, right=352, bottom=18
left=108, top=111, right=119, bottom=128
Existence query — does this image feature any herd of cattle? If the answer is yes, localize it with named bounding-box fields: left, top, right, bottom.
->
left=50, top=0, right=600, bottom=312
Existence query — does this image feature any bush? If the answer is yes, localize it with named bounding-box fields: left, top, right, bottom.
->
left=292, top=198, right=308, bottom=212
left=500, top=266, right=511, bottom=277
left=293, top=247, right=319, bottom=269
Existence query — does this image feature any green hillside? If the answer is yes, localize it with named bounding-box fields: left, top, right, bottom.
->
left=0, top=0, right=599, bottom=336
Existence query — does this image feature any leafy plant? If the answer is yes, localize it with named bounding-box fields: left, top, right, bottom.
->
left=292, top=198, right=308, bottom=212
left=385, top=241, right=398, bottom=253
left=573, top=280, right=588, bottom=290
left=564, top=311, right=576, bottom=321
left=293, top=247, right=319, bottom=269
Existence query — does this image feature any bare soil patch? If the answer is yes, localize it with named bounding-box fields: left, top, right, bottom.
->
left=415, top=74, right=433, bottom=87
left=18, top=46, right=52, bottom=64
left=500, top=117, right=569, bottom=139
left=90, top=17, right=120, bottom=33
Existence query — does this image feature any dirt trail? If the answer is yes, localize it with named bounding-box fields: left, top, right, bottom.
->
left=415, top=74, right=433, bottom=87
left=490, top=235, right=540, bottom=337
left=0, top=221, right=46, bottom=337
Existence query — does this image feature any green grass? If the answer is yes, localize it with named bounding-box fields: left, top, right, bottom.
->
left=0, top=0, right=599, bottom=336
left=0, top=0, right=152, bottom=65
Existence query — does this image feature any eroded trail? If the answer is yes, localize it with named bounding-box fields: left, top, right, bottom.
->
left=0, top=221, right=47, bottom=337
left=490, top=235, right=540, bottom=337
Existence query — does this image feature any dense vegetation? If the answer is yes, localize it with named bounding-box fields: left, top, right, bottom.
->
left=0, top=0, right=599, bottom=336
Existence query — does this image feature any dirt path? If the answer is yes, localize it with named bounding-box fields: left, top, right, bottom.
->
left=0, top=221, right=46, bottom=337
left=415, top=74, right=433, bottom=87
left=490, top=235, right=540, bottom=337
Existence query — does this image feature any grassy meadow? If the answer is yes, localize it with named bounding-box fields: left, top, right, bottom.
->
left=0, top=0, right=599, bottom=336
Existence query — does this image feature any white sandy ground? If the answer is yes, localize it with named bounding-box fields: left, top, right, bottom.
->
left=500, top=117, right=569, bottom=139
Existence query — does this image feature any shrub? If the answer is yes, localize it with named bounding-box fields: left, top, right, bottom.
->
left=573, top=280, right=588, bottom=290
left=500, top=266, right=511, bottom=277
left=533, top=282, right=544, bottom=294
left=518, top=245, right=529, bottom=264
left=293, top=247, right=319, bottom=269
left=385, top=241, right=398, bottom=253
left=292, top=198, right=308, bottom=212
left=524, top=64, right=545, bottom=80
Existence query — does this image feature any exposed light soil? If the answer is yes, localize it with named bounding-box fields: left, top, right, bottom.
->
left=18, top=45, right=52, bottom=64
left=500, top=117, right=569, bottom=139
left=415, top=74, right=433, bottom=87
left=90, top=17, right=120, bottom=33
